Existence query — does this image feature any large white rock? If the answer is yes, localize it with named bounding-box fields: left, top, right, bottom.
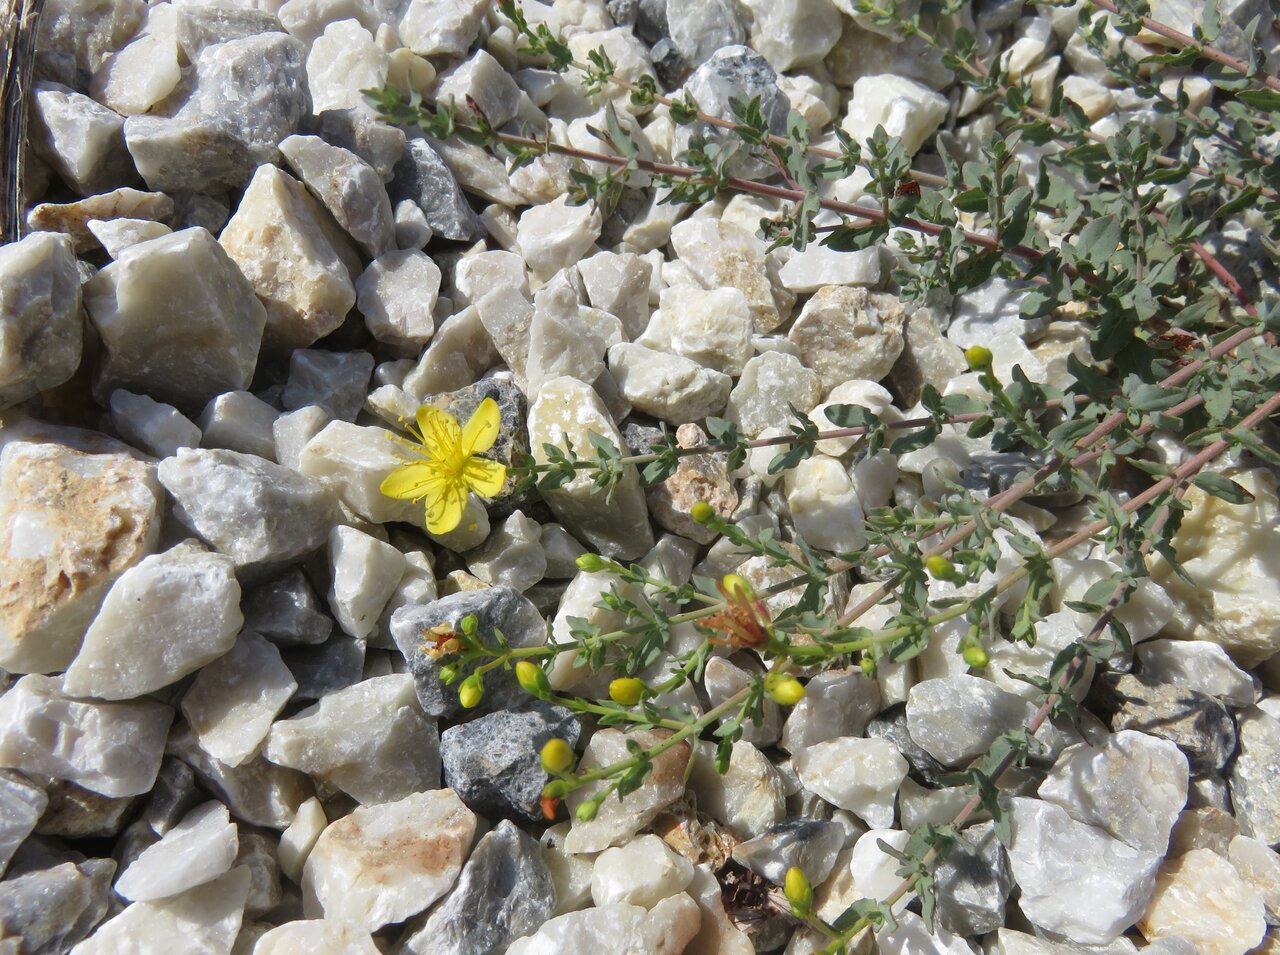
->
left=527, top=377, right=653, bottom=560
left=84, top=228, right=267, bottom=413
left=219, top=163, right=358, bottom=353
left=1149, top=469, right=1280, bottom=667
left=181, top=631, right=297, bottom=767
left=578, top=252, right=652, bottom=341
left=591, top=834, right=695, bottom=908
left=398, top=0, right=489, bottom=55
left=781, top=668, right=881, bottom=753
left=670, top=218, right=786, bottom=333
left=297, top=421, right=426, bottom=528
left=279, top=134, right=395, bottom=259
left=794, top=737, right=907, bottom=827
left=356, top=250, right=439, bottom=349
left=62, top=541, right=242, bottom=701
left=841, top=74, right=950, bottom=155
left=115, top=802, right=239, bottom=902
left=434, top=50, right=520, bottom=128
left=516, top=197, right=602, bottom=281
left=736, top=0, right=840, bottom=71
left=688, top=739, right=786, bottom=838
left=778, top=242, right=880, bottom=293
left=0, top=673, right=170, bottom=797
left=1139, top=848, right=1265, bottom=955
left=1007, top=797, right=1161, bottom=944
left=89, top=7, right=181, bottom=116
left=252, top=918, right=381, bottom=955
left=1135, top=639, right=1256, bottom=707
left=788, top=286, right=907, bottom=391
left=466, top=510, right=546, bottom=592
left=525, top=285, right=608, bottom=399
left=306, top=19, right=388, bottom=113
left=0, top=232, right=82, bottom=408
left=607, top=343, right=731, bottom=424
left=158, top=448, right=340, bottom=572
left=565, top=729, right=691, bottom=853
left=786, top=456, right=867, bottom=553
left=505, top=893, right=702, bottom=955
left=637, top=286, right=753, bottom=376
left=726, top=351, right=822, bottom=437
left=197, top=391, right=280, bottom=461
left=72, top=866, right=251, bottom=955
left=29, top=81, right=134, bottom=195
left=266, top=674, right=439, bottom=805
left=303, top=789, right=475, bottom=930
left=1038, top=731, right=1188, bottom=855
left=0, top=436, right=162, bottom=674
left=326, top=526, right=406, bottom=640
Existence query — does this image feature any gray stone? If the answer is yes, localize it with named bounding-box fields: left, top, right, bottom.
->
left=441, top=701, right=582, bottom=823
left=676, top=46, right=788, bottom=179
left=665, top=0, right=744, bottom=68
left=282, top=349, right=375, bottom=423
left=158, top=449, right=340, bottom=572
left=143, top=757, right=203, bottom=836
left=1007, top=797, right=1161, bottom=945
left=1136, top=639, right=1258, bottom=708
left=281, top=636, right=368, bottom=703
left=357, top=251, right=440, bottom=350
left=33, top=781, right=138, bottom=839
left=36, top=0, right=145, bottom=74
left=316, top=109, right=407, bottom=183
left=243, top=569, right=333, bottom=646
left=62, top=541, right=242, bottom=700
left=198, top=391, right=280, bottom=461
left=84, top=228, right=267, bottom=415
left=0, top=232, right=82, bottom=409
left=0, top=773, right=46, bottom=873
left=933, top=820, right=1012, bottom=937
left=124, top=33, right=310, bottom=193
left=279, top=135, right=395, bottom=258
left=235, top=830, right=282, bottom=919
left=265, top=674, right=440, bottom=805
left=865, top=705, right=952, bottom=787
left=466, top=511, right=546, bottom=593
left=175, top=5, right=282, bottom=57
left=0, top=675, right=172, bottom=798
left=389, top=138, right=480, bottom=242
left=390, top=586, right=547, bottom=719
left=110, top=390, right=201, bottom=459
left=1099, top=672, right=1238, bottom=774
left=398, top=820, right=556, bottom=955
left=29, top=82, right=135, bottom=196
left=168, top=724, right=314, bottom=830
left=730, top=818, right=845, bottom=887
left=1231, top=707, right=1280, bottom=847
left=0, top=857, right=116, bottom=954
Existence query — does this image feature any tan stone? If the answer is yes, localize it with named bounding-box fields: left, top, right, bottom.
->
left=1139, top=849, right=1265, bottom=955
left=788, top=286, right=907, bottom=392
left=27, top=187, right=173, bottom=253
left=669, top=219, right=787, bottom=333
left=0, top=439, right=161, bottom=673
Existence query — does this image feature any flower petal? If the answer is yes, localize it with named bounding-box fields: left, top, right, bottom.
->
left=463, top=456, right=507, bottom=498
left=380, top=461, right=443, bottom=500
left=460, top=397, right=501, bottom=455
left=425, top=478, right=468, bottom=535
left=416, top=404, right=463, bottom=459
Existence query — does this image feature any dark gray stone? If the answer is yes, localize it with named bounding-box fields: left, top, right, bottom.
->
left=441, top=701, right=582, bottom=823
left=281, top=348, right=376, bottom=422
left=237, top=829, right=283, bottom=919
left=0, top=773, right=46, bottom=875
left=0, top=857, right=115, bottom=954
left=1230, top=708, right=1280, bottom=846
left=389, top=137, right=480, bottom=242
left=398, top=819, right=556, bottom=955
left=33, top=781, right=139, bottom=839
left=649, top=38, right=687, bottom=93
left=605, top=0, right=638, bottom=28
left=634, top=0, right=669, bottom=43
left=934, top=820, right=1013, bottom=937
left=142, top=756, right=203, bottom=836
left=282, top=636, right=367, bottom=702
left=113, top=819, right=160, bottom=873
left=866, top=704, right=950, bottom=787
left=243, top=568, right=334, bottom=646
left=1097, top=673, right=1237, bottom=775
left=730, top=818, right=845, bottom=887
left=390, top=586, right=546, bottom=720
left=960, top=451, right=1080, bottom=507
left=676, top=45, right=788, bottom=178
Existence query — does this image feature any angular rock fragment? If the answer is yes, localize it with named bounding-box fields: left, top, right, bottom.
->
left=0, top=230, right=81, bottom=409
left=787, top=286, right=907, bottom=391
left=26, top=187, right=173, bottom=253
left=29, top=81, right=135, bottom=195
left=297, top=421, right=426, bottom=527
left=466, top=511, right=546, bottom=592
left=434, top=50, right=521, bottom=128
left=842, top=73, right=949, bottom=155
left=794, top=737, right=907, bottom=828
left=84, top=228, right=267, bottom=413
left=303, top=789, right=476, bottom=930
left=1231, top=707, right=1280, bottom=847
left=159, top=449, right=339, bottom=572
left=731, top=819, right=846, bottom=888
left=592, top=833, right=695, bottom=908
left=115, top=802, right=239, bottom=902
left=254, top=918, right=381, bottom=955
left=688, top=739, right=786, bottom=838
left=932, top=820, right=1013, bottom=937
left=1139, top=848, right=1265, bottom=955
left=398, top=0, right=489, bottom=56
left=1099, top=672, right=1237, bottom=775
left=670, top=218, right=784, bottom=333
left=0, top=675, right=172, bottom=797
left=516, top=197, right=603, bottom=280
left=279, top=134, right=395, bottom=258
left=197, top=391, right=280, bottom=461
left=608, top=343, right=731, bottom=424
left=637, top=286, right=753, bottom=375
left=0, top=771, right=46, bottom=872
left=505, top=893, right=701, bottom=955
left=242, top=569, right=332, bottom=646
left=398, top=820, right=556, bottom=955
left=37, top=0, right=146, bottom=73
left=726, top=352, right=821, bottom=437
left=306, top=19, right=388, bottom=113
left=266, top=673, right=439, bottom=805
left=0, top=856, right=116, bottom=953
left=356, top=251, right=440, bottom=349
left=389, top=138, right=481, bottom=242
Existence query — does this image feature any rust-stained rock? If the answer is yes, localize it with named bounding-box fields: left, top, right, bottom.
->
left=0, top=437, right=162, bottom=674
left=646, top=423, right=738, bottom=545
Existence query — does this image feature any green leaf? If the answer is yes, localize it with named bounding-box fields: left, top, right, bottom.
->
left=1192, top=473, right=1254, bottom=504
left=1236, top=89, right=1280, bottom=110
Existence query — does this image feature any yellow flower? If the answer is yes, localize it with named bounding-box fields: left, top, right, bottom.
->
left=380, top=398, right=507, bottom=535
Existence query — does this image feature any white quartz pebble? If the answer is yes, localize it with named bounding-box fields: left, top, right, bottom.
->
left=327, top=525, right=406, bottom=640
left=794, top=737, right=907, bottom=828
left=116, top=802, right=239, bottom=902
left=591, top=834, right=695, bottom=908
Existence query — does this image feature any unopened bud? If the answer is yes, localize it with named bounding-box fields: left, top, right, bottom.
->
left=438, top=663, right=460, bottom=684
left=859, top=655, right=877, bottom=678
left=765, top=673, right=806, bottom=706
left=925, top=554, right=958, bottom=581
left=720, top=573, right=754, bottom=603
left=784, top=866, right=813, bottom=916
left=609, top=678, right=646, bottom=706
left=457, top=674, right=484, bottom=709
left=515, top=660, right=551, bottom=698
left=963, top=644, right=990, bottom=669
left=540, top=738, right=576, bottom=774
left=575, top=798, right=600, bottom=822
left=690, top=500, right=716, bottom=525
left=575, top=553, right=608, bottom=573
left=965, top=345, right=993, bottom=371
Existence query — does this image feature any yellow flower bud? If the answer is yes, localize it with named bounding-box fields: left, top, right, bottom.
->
left=457, top=674, right=484, bottom=709
left=690, top=500, right=716, bottom=525
left=963, top=644, right=990, bottom=669
left=720, top=573, right=754, bottom=603
left=515, top=660, right=551, bottom=698
left=540, top=738, right=576, bottom=774
left=765, top=673, right=806, bottom=706
left=925, top=554, right=957, bottom=580
left=859, top=655, right=877, bottom=678
left=575, top=553, right=608, bottom=573
left=608, top=678, right=646, bottom=706
left=784, top=866, right=813, bottom=916
left=965, top=345, right=993, bottom=371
